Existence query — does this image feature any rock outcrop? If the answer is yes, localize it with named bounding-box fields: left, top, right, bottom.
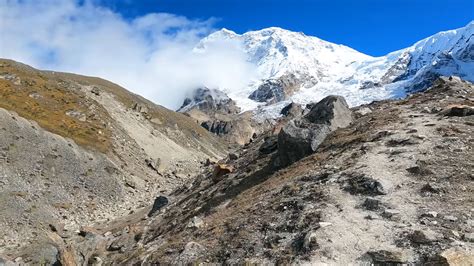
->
left=179, top=88, right=269, bottom=145
left=277, top=95, right=353, bottom=166
left=178, top=87, right=240, bottom=115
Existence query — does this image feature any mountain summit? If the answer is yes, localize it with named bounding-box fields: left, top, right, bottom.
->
left=193, top=22, right=474, bottom=116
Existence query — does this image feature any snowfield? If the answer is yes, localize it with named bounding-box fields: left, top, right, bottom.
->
left=192, top=21, right=474, bottom=119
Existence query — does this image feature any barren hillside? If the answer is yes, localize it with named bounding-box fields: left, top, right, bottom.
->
left=0, top=59, right=225, bottom=261
left=55, top=77, right=473, bottom=265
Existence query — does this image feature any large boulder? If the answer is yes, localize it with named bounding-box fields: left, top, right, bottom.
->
left=303, top=96, right=353, bottom=130
left=148, top=196, right=169, bottom=217
left=277, top=95, right=352, bottom=166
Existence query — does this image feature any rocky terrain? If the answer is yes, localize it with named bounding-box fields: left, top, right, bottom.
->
left=178, top=87, right=274, bottom=146
left=7, top=76, right=470, bottom=265
left=0, top=59, right=226, bottom=264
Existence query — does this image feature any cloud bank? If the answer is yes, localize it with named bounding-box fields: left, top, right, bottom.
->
left=0, top=0, right=256, bottom=109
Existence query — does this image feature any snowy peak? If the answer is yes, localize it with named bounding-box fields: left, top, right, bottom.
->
left=388, top=21, right=474, bottom=91
left=200, top=26, right=372, bottom=80
left=408, top=21, right=474, bottom=56
left=191, top=21, right=474, bottom=117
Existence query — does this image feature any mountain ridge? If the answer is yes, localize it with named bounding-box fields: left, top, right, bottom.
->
left=190, top=21, right=474, bottom=117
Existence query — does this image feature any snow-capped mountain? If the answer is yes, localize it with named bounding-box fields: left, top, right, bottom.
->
left=189, top=21, right=474, bottom=118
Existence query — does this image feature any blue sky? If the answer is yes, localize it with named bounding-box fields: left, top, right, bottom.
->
left=98, top=0, right=473, bottom=56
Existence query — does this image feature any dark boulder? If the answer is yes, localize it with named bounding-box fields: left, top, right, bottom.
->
left=148, top=196, right=169, bottom=217
left=201, top=120, right=233, bottom=135
left=361, top=197, right=385, bottom=211
left=277, top=120, right=330, bottom=166
left=344, top=175, right=386, bottom=196
left=442, top=105, right=474, bottom=117
left=259, top=135, right=278, bottom=154
left=366, top=250, right=409, bottom=264
left=280, top=102, right=303, bottom=117
left=303, top=96, right=353, bottom=130
left=277, top=95, right=352, bottom=166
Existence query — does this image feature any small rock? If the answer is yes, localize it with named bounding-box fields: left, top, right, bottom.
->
left=362, top=197, right=384, bottom=211
left=444, top=215, right=458, bottom=222
left=65, top=110, right=86, bottom=122
left=420, top=183, right=442, bottom=195
left=421, top=211, right=438, bottom=218
left=145, top=158, right=161, bottom=173
left=187, top=216, right=204, bottom=229
left=366, top=249, right=409, bottom=264
left=466, top=219, right=474, bottom=227
left=409, top=229, right=441, bottom=244
left=91, top=86, right=100, bottom=96
left=451, top=230, right=461, bottom=238
left=463, top=233, right=474, bottom=242
left=228, top=153, right=239, bottom=161
left=365, top=214, right=381, bottom=220
left=386, top=137, right=418, bottom=147
left=355, top=107, right=372, bottom=116
left=431, top=106, right=443, bottom=113
left=177, top=242, right=206, bottom=263
left=413, top=134, right=427, bottom=140
left=407, top=164, right=434, bottom=176
left=318, top=222, right=332, bottom=228
left=211, top=164, right=233, bottom=182
left=88, top=256, right=103, bottom=266
left=303, top=231, right=318, bottom=251
left=280, top=102, right=303, bottom=117
left=345, top=175, right=386, bottom=196
left=148, top=196, right=169, bottom=217
left=79, top=226, right=100, bottom=238
left=382, top=209, right=401, bottom=219
left=203, top=158, right=217, bottom=166
left=132, top=102, right=148, bottom=114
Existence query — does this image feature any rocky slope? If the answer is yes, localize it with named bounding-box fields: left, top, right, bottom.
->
left=35, top=76, right=474, bottom=265
left=0, top=59, right=226, bottom=263
left=178, top=87, right=273, bottom=145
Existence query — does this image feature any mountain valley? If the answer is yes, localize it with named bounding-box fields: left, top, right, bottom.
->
left=0, top=21, right=473, bottom=265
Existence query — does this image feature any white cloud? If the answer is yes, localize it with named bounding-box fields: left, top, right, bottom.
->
left=0, top=0, right=256, bottom=109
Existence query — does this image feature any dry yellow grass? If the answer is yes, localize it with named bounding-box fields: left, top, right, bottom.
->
left=0, top=60, right=111, bottom=152
left=0, top=58, right=225, bottom=156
